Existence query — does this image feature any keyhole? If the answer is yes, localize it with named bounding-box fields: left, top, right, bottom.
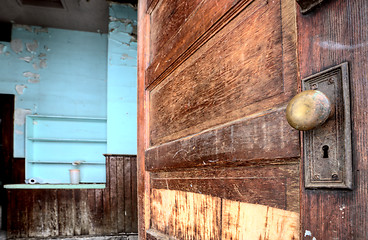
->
left=322, top=145, right=329, bottom=158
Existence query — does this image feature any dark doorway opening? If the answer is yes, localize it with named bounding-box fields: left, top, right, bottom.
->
left=0, top=94, right=14, bottom=232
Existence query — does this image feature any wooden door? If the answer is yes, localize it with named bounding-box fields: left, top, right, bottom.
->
left=298, top=0, right=368, bottom=239
left=138, top=0, right=300, bottom=239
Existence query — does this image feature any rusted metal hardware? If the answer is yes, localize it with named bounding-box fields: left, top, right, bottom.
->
left=302, top=62, right=352, bottom=189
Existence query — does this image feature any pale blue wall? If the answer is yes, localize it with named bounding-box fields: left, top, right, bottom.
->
left=107, top=4, right=137, bottom=154
left=0, top=25, right=108, bottom=158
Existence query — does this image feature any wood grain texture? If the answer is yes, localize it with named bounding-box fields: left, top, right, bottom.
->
left=151, top=164, right=299, bottom=212
left=150, top=189, right=299, bottom=240
left=298, top=0, right=368, bottom=239
left=138, top=0, right=299, bottom=238
left=146, top=0, right=160, bottom=14
left=149, top=0, right=298, bottom=147
left=6, top=155, right=137, bottom=239
left=146, top=108, right=299, bottom=171
left=150, top=0, right=202, bottom=62
left=151, top=189, right=222, bottom=239
left=146, top=0, right=256, bottom=89
left=222, top=199, right=299, bottom=239
left=117, top=157, right=126, bottom=233
left=124, top=157, right=133, bottom=233
left=149, top=0, right=279, bottom=146
left=146, top=228, right=177, bottom=240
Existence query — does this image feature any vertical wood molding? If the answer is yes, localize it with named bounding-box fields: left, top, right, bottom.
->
left=137, top=0, right=150, bottom=239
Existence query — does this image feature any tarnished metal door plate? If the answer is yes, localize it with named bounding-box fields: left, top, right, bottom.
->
left=303, top=62, right=352, bottom=189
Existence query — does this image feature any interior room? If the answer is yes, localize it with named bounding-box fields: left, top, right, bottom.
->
left=0, top=0, right=138, bottom=239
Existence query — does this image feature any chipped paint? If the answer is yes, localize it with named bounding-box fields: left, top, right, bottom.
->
left=34, top=27, right=48, bottom=34
left=13, top=24, right=33, bottom=32
left=39, top=59, right=47, bottom=68
left=108, top=3, right=137, bottom=154
left=0, top=44, right=6, bottom=54
left=304, top=230, right=317, bottom=239
left=121, top=53, right=134, bottom=60
left=1, top=24, right=108, bottom=158
left=15, top=129, right=24, bottom=135
left=23, top=71, right=40, bottom=83
left=19, top=56, right=33, bottom=63
left=26, top=40, right=39, bottom=53
left=32, top=62, right=39, bottom=70
left=14, top=108, right=32, bottom=126
left=15, top=85, right=27, bottom=95
left=10, top=39, right=23, bottom=54
left=28, top=78, right=40, bottom=84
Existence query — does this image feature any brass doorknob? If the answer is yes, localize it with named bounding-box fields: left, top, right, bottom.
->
left=286, top=90, right=332, bottom=131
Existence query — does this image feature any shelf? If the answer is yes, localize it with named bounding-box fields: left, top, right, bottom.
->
left=27, top=115, right=107, bottom=121
left=4, top=184, right=106, bottom=189
left=26, top=115, right=107, bottom=183
left=28, top=138, right=107, bottom=143
left=28, top=161, right=105, bottom=165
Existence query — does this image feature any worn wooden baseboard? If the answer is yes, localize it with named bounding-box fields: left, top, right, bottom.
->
left=6, top=155, right=138, bottom=239
left=6, top=234, right=138, bottom=240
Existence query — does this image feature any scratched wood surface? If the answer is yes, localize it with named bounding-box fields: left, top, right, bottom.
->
left=149, top=0, right=293, bottom=146
left=146, top=0, right=252, bottom=87
left=6, top=155, right=137, bottom=239
left=151, top=164, right=299, bottom=212
left=150, top=189, right=299, bottom=240
left=149, top=0, right=202, bottom=62
left=138, top=0, right=299, bottom=238
left=298, top=0, right=368, bottom=239
left=221, top=199, right=299, bottom=239
left=146, top=108, right=299, bottom=171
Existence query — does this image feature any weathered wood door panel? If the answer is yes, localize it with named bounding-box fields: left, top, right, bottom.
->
left=138, top=0, right=299, bottom=239
left=298, top=0, right=368, bottom=239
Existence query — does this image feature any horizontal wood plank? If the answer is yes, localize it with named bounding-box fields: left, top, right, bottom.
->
left=146, top=108, right=300, bottom=171
left=151, top=164, right=299, bottom=212
left=152, top=178, right=287, bottom=209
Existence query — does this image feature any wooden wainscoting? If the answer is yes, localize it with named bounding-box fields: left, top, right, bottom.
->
left=6, top=154, right=137, bottom=239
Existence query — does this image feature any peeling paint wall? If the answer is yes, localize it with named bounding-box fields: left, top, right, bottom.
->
left=107, top=3, right=137, bottom=154
left=0, top=25, right=107, bottom=157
